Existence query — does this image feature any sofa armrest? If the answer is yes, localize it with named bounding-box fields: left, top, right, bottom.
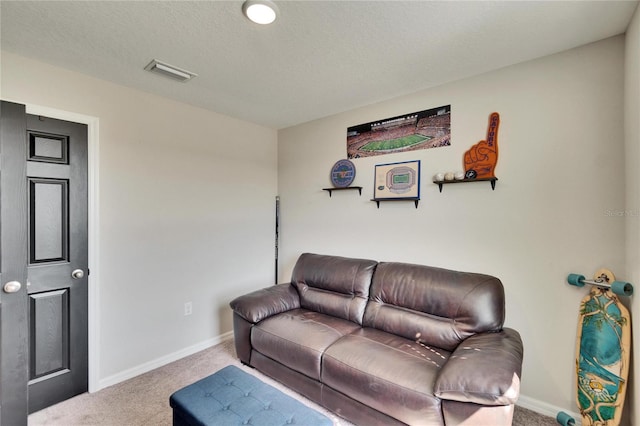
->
left=434, top=328, right=523, bottom=406
left=229, top=283, right=301, bottom=324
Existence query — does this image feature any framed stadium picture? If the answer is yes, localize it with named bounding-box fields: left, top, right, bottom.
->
left=347, top=105, right=450, bottom=159
left=373, top=160, right=420, bottom=200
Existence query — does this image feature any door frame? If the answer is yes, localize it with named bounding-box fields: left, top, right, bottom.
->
left=23, top=103, right=101, bottom=394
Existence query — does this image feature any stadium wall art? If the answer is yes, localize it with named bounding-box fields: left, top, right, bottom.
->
left=347, top=105, right=451, bottom=159
left=373, top=160, right=420, bottom=200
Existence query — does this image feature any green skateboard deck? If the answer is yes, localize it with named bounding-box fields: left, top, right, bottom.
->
left=573, top=269, right=631, bottom=426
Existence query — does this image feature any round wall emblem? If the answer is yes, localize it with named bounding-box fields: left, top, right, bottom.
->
left=330, top=159, right=356, bottom=188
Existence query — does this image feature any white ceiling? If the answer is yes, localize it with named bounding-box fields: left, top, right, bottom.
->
left=1, top=1, right=638, bottom=129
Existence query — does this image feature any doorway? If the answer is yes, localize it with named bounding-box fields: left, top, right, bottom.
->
left=0, top=101, right=99, bottom=425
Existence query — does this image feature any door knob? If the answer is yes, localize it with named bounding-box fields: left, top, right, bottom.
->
left=3, top=281, right=21, bottom=293
left=71, top=269, right=84, bottom=280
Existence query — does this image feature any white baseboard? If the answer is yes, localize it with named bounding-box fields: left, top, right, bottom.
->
left=96, top=331, right=234, bottom=391
left=517, top=394, right=579, bottom=423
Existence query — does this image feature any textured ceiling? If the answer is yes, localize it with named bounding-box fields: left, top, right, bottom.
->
left=1, top=1, right=638, bottom=129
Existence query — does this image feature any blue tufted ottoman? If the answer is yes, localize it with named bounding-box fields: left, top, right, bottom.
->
left=169, top=365, right=332, bottom=425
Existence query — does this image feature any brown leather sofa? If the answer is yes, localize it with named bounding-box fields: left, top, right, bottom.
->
left=230, top=253, right=523, bottom=425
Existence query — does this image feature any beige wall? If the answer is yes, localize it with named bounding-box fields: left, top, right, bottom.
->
left=278, top=36, right=626, bottom=416
left=625, top=3, right=640, bottom=426
left=1, top=52, right=278, bottom=384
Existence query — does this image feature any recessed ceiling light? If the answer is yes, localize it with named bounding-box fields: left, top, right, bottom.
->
left=242, top=0, right=279, bottom=25
left=144, top=59, right=197, bottom=82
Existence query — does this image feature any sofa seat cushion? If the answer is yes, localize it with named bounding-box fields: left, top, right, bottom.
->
left=322, top=328, right=451, bottom=425
left=251, top=309, right=360, bottom=381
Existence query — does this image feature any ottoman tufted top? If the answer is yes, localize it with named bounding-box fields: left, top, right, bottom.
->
left=170, top=365, right=332, bottom=426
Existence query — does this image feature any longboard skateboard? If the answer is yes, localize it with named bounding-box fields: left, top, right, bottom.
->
left=557, top=269, right=633, bottom=426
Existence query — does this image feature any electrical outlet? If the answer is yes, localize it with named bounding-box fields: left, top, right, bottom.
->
left=184, top=302, right=192, bottom=316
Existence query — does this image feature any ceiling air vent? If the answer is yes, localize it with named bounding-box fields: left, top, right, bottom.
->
left=144, top=59, right=197, bottom=82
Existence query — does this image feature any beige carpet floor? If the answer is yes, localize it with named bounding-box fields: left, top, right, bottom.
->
left=29, top=338, right=556, bottom=425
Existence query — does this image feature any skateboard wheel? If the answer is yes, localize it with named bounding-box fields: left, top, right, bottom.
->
left=556, top=411, right=575, bottom=426
left=567, top=274, right=585, bottom=287
left=611, top=281, right=634, bottom=296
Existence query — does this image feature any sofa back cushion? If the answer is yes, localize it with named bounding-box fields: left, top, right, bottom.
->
left=291, top=253, right=378, bottom=325
left=363, top=262, right=505, bottom=351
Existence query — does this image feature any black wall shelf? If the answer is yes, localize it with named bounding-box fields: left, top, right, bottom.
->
left=323, top=186, right=363, bottom=197
left=434, top=177, right=498, bottom=192
left=371, top=198, right=420, bottom=209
